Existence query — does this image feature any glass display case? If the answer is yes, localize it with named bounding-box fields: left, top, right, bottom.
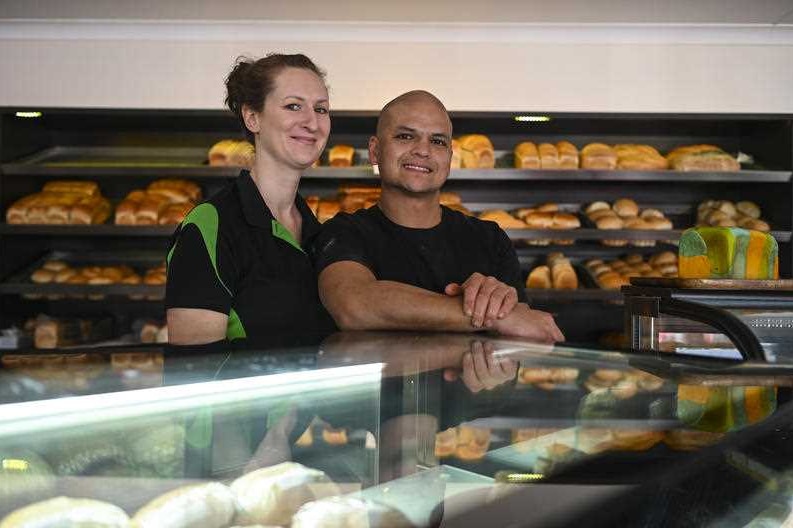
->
left=624, top=278, right=793, bottom=362
left=0, top=332, right=791, bottom=527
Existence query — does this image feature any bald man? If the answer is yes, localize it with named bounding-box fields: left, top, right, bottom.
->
left=311, top=91, right=563, bottom=342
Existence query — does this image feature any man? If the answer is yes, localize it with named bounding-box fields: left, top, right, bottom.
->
left=312, top=90, right=563, bottom=342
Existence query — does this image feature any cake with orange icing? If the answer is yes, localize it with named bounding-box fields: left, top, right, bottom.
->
left=678, top=227, right=778, bottom=279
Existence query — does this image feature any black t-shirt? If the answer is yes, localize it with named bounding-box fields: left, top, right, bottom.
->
left=165, top=170, right=336, bottom=342
left=311, top=205, right=527, bottom=302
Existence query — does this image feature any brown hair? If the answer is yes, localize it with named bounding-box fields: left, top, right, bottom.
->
left=225, top=53, right=326, bottom=143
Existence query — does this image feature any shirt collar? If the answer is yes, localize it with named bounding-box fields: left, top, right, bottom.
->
left=236, top=169, right=320, bottom=244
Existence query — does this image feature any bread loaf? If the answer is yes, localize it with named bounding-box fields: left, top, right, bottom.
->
left=527, top=265, right=552, bottom=289
left=539, top=143, right=560, bottom=169
left=514, top=142, right=540, bottom=169
left=42, top=180, right=99, bottom=197
left=667, top=144, right=739, bottom=172
left=132, top=482, right=236, bottom=528
left=328, top=145, right=355, bottom=167
left=581, top=143, right=617, bottom=170
left=458, top=134, right=495, bottom=169
left=557, top=141, right=579, bottom=169
left=0, top=496, right=129, bottom=528
left=159, top=202, right=194, bottom=225
left=548, top=252, right=578, bottom=290
left=614, top=144, right=668, bottom=170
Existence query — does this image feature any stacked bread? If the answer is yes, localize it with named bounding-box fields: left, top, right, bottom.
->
left=306, top=185, right=379, bottom=223
left=514, top=141, right=579, bottom=169
left=435, top=425, right=491, bottom=461
left=585, top=251, right=678, bottom=289
left=28, top=259, right=165, bottom=300
left=526, top=252, right=579, bottom=290
left=327, top=144, right=356, bottom=167
left=584, top=199, right=673, bottom=247
left=667, top=144, right=739, bottom=172
left=457, top=134, right=495, bottom=168
left=580, top=143, right=617, bottom=169
left=207, top=139, right=255, bottom=167
left=6, top=181, right=111, bottom=225
left=696, top=199, right=769, bottom=232
left=115, top=179, right=201, bottom=225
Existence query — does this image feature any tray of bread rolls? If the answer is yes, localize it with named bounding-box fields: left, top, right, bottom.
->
left=0, top=251, right=166, bottom=299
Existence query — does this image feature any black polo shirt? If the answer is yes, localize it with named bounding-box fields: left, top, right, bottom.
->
left=311, top=205, right=527, bottom=302
left=166, top=170, right=336, bottom=341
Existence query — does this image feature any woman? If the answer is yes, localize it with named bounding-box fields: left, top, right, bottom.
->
left=166, top=54, right=336, bottom=345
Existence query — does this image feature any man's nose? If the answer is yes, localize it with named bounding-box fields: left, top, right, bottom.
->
left=412, top=136, right=431, bottom=157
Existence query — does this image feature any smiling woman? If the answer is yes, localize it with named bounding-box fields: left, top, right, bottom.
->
left=165, top=54, right=337, bottom=346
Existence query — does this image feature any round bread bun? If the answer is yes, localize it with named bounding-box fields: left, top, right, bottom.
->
left=121, top=274, right=142, bottom=285
left=88, top=276, right=113, bottom=285
left=42, top=260, right=68, bottom=272
left=612, top=379, right=638, bottom=400
left=536, top=202, right=559, bottom=213
left=704, top=210, right=730, bottom=224
left=623, top=217, right=649, bottom=229
left=31, top=268, right=56, bottom=284
left=636, top=263, right=653, bottom=273
left=642, top=269, right=664, bottom=278
left=649, top=251, right=677, bottom=268
left=658, top=263, right=678, bottom=276
left=715, top=200, right=737, bottom=217
left=592, top=264, right=612, bottom=277
left=738, top=217, right=770, bottom=232
left=585, top=259, right=604, bottom=269
left=598, top=272, right=624, bottom=289
left=736, top=200, right=761, bottom=219
left=552, top=213, right=581, bottom=229
left=713, top=218, right=737, bottom=227
left=588, top=209, right=618, bottom=222
left=602, top=240, right=629, bottom=248
left=639, top=208, right=665, bottom=220
left=523, top=211, right=555, bottom=228
left=698, top=199, right=716, bottom=213
left=624, top=254, right=644, bottom=265
left=439, top=191, right=461, bottom=205
left=646, top=217, right=673, bottom=230
left=596, top=216, right=623, bottom=230
left=81, top=266, right=102, bottom=279
left=2, top=497, right=130, bottom=527
left=513, top=207, right=535, bottom=220
left=585, top=201, right=611, bottom=214
left=54, top=268, right=77, bottom=283
left=66, top=274, right=88, bottom=284
left=610, top=262, right=628, bottom=273
left=100, top=267, right=124, bottom=282
left=613, top=198, right=639, bottom=218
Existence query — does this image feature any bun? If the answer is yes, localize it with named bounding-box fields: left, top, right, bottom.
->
left=548, top=253, right=578, bottom=290
left=1, top=496, right=129, bottom=527
left=613, top=198, right=639, bottom=218
left=159, top=202, right=194, bottom=225
left=229, top=140, right=255, bottom=167
left=458, top=134, right=495, bottom=169
left=133, top=482, right=236, bottom=528
left=527, top=265, right=552, bottom=289
left=292, top=497, right=412, bottom=528
left=522, top=211, right=555, bottom=228
left=317, top=200, right=340, bottom=223
left=736, top=200, right=761, bottom=219
left=30, top=269, right=56, bottom=284
left=42, top=180, right=99, bottom=197
left=479, top=210, right=526, bottom=229
left=556, top=141, right=579, bottom=169
left=514, top=142, right=540, bottom=169
left=455, top=426, right=491, bottom=461
left=538, top=143, right=560, bottom=169
left=208, top=139, right=238, bottom=165
left=328, top=145, right=355, bottom=167
left=585, top=201, right=610, bottom=214
left=231, top=462, right=340, bottom=526
left=581, top=143, right=617, bottom=170
left=435, top=427, right=457, bottom=458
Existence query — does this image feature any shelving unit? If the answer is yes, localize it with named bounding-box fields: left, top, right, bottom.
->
left=1, top=108, right=791, bottom=344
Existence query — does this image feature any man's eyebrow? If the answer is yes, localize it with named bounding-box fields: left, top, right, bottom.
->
left=393, top=126, right=450, bottom=139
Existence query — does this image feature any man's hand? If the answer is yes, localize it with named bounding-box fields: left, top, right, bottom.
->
left=491, top=303, right=565, bottom=343
left=443, top=340, right=518, bottom=393
left=445, top=273, right=519, bottom=329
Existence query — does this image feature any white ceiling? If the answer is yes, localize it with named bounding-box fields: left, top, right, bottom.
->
left=2, top=0, right=793, bottom=25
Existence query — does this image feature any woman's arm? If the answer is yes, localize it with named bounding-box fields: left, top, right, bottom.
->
left=167, top=308, right=228, bottom=345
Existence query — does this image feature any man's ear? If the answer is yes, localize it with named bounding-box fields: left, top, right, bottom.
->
left=241, top=105, right=261, bottom=135
left=368, top=136, right=380, bottom=166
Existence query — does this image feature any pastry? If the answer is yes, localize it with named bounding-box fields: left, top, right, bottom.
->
left=526, top=265, right=552, bottom=289
left=0, top=496, right=129, bottom=527
left=133, top=482, right=236, bottom=528
left=435, top=427, right=457, bottom=458
left=292, top=497, right=412, bottom=528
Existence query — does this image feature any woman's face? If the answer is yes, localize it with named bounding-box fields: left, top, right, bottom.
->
left=250, top=67, right=330, bottom=170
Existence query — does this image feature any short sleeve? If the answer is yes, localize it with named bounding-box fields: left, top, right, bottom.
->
left=310, top=213, right=374, bottom=276
left=490, top=226, right=528, bottom=303
left=165, top=205, right=235, bottom=314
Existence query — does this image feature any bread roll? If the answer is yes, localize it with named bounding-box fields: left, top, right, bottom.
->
left=231, top=462, right=340, bottom=526
left=159, top=202, right=194, bottom=225
left=0, top=496, right=129, bottom=528
left=42, top=180, right=99, bottom=197
left=581, top=143, right=617, bottom=170
left=548, top=254, right=578, bottom=290
left=514, top=142, right=540, bottom=169
left=539, top=143, right=560, bottom=169
left=30, top=269, right=56, bottom=284
left=458, top=134, right=495, bottom=169
left=736, top=200, right=761, bottom=219
left=292, top=497, right=412, bottom=528
left=478, top=210, right=527, bottom=229
left=585, top=201, right=610, bottom=215
left=522, top=211, right=555, bottom=228
left=135, top=194, right=171, bottom=225
left=551, top=213, right=580, bottom=245
left=455, top=426, right=491, bottom=460
left=667, top=144, right=739, bottom=171
left=536, top=202, right=559, bottom=213
left=70, top=196, right=111, bottom=225
left=613, top=198, right=639, bottom=218
left=557, top=141, right=579, bottom=169
left=148, top=179, right=202, bottom=202
left=328, top=145, right=355, bottom=167
left=229, top=141, right=255, bottom=167
left=614, top=144, right=668, bottom=170
left=527, top=265, right=552, bottom=289
left=133, top=482, right=236, bottom=528
left=649, top=251, right=677, bottom=268
left=639, top=208, right=664, bottom=220
left=317, top=200, right=340, bottom=223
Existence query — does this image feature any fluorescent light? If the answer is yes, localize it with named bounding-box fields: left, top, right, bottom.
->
left=15, top=111, right=42, bottom=118
left=514, top=115, right=551, bottom=123
left=0, top=363, right=384, bottom=439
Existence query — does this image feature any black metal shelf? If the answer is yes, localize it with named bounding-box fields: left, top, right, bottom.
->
left=0, top=225, right=177, bottom=236
left=3, top=162, right=789, bottom=183
left=525, top=288, right=623, bottom=302
left=0, top=283, right=164, bottom=297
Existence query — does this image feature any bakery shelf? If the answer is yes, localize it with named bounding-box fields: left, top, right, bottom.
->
left=505, top=229, right=791, bottom=243
left=449, top=169, right=792, bottom=183
left=525, top=288, right=623, bottom=302
left=0, top=282, right=164, bottom=297
left=0, top=224, right=177, bottom=236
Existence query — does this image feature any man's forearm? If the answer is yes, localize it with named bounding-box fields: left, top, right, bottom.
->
left=323, top=279, right=477, bottom=332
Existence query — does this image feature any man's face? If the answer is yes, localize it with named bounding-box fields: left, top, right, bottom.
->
left=369, top=97, right=453, bottom=196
